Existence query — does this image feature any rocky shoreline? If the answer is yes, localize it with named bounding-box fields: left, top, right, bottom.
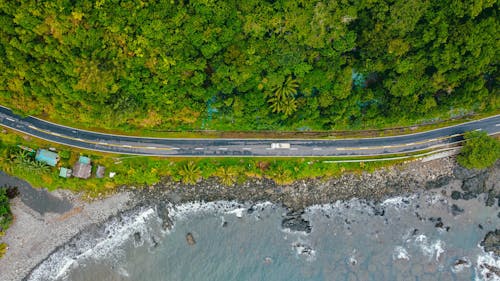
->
left=0, top=156, right=499, bottom=280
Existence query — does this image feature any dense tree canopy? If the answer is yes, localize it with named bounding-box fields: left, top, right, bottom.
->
left=457, top=131, right=500, bottom=169
left=0, top=0, right=498, bottom=131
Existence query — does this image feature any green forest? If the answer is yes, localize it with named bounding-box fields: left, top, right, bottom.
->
left=0, top=0, right=498, bottom=132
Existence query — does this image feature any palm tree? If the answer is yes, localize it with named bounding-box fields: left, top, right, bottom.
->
left=271, top=76, right=299, bottom=99
left=178, top=161, right=201, bottom=185
left=32, top=160, right=50, bottom=174
left=270, top=166, right=293, bottom=185
left=268, top=96, right=298, bottom=117
left=215, top=166, right=238, bottom=186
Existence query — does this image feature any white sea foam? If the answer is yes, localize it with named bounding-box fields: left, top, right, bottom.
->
left=414, top=234, right=445, bottom=262
left=475, top=251, right=500, bottom=281
left=393, top=246, right=410, bottom=261
left=451, top=257, right=471, bottom=273
left=27, top=207, right=159, bottom=281
left=291, top=240, right=316, bottom=262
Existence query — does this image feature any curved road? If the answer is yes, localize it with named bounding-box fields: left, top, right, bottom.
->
left=0, top=106, right=499, bottom=157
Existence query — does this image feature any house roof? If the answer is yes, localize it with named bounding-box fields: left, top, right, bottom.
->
left=73, top=162, right=91, bottom=179
left=59, top=167, right=72, bottom=178
left=79, top=156, right=91, bottom=164
left=35, top=149, right=59, bottom=167
left=96, top=165, right=105, bottom=178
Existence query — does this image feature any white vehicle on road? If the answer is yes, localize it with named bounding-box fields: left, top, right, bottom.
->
left=271, top=143, right=291, bottom=149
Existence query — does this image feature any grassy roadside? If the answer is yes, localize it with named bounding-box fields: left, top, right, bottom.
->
left=31, top=108, right=500, bottom=140
left=0, top=128, right=427, bottom=198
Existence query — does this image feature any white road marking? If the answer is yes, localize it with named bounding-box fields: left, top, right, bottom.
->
left=28, top=125, right=37, bottom=129
left=359, top=147, right=369, bottom=149
left=474, top=128, right=482, bottom=131
left=122, top=145, right=132, bottom=148
left=146, top=146, right=157, bottom=149
left=51, top=132, right=61, bottom=136
left=194, top=147, right=204, bottom=150
left=98, top=142, right=108, bottom=145
left=6, top=117, right=14, bottom=122
left=218, top=147, right=228, bottom=150
left=290, top=148, right=298, bottom=150
left=496, top=124, right=500, bottom=127
left=382, top=146, right=392, bottom=148
left=242, top=147, right=252, bottom=150
left=313, top=147, right=322, bottom=150
left=75, top=138, right=83, bottom=141
left=171, top=147, right=180, bottom=150
left=336, top=148, right=346, bottom=151
left=265, top=147, right=273, bottom=150
left=406, top=142, right=415, bottom=145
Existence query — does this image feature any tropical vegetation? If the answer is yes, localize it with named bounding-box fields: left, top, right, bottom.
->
left=0, top=0, right=498, bottom=133
left=457, top=131, right=500, bottom=169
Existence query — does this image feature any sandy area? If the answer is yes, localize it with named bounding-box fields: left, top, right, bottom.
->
left=0, top=189, right=131, bottom=281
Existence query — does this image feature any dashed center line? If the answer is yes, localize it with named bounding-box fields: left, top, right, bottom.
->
left=313, top=147, right=322, bottom=150
left=122, top=145, right=132, bottom=148
left=242, top=147, right=252, bottom=150
left=194, top=147, right=204, bottom=150
left=6, top=117, right=14, bottom=122
left=218, top=147, right=228, bottom=150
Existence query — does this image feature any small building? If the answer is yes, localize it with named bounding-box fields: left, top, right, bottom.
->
left=96, top=165, right=105, bottom=178
left=35, top=149, right=59, bottom=167
left=59, top=167, right=72, bottom=178
left=72, top=156, right=92, bottom=179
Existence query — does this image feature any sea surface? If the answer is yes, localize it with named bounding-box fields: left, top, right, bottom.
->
left=28, top=192, right=499, bottom=281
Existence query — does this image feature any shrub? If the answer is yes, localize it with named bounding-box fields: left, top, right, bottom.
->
left=457, top=131, right=500, bottom=169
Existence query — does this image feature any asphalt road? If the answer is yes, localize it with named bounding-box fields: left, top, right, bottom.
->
left=0, top=106, right=499, bottom=157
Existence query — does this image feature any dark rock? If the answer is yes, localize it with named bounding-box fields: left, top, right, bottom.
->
left=480, top=229, right=500, bottom=256
left=461, top=172, right=488, bottom=194
left=435, top=222, right=444, bottom=228
left=186, top=232, right=196, bottom=246
left=498, top=212, right=500, bottom=219
left=479, top=224, right=483, bottom=230
left=485, top=192, right=496, bottom=207
left=462, top=192, right=477, bottom=200
left=451, top=191, right=462, bottom=200
left=282, top=210, right=312, bottom=233
left=247, top=205, right=255, bottom=214
left=451, top=204, right=464, bottom=216
left=453, top=166, right=480, bottom=180
left=454, top=259, right=469, bottom=266
left=373, top=206, right=385, bottom=216
left=412, top=229, right=419, bottom=236
left=222, top=221, right=228, bottom=227
left=133, top=232, right=141, bottom=243
left=425, top=176, right=452, bottom=189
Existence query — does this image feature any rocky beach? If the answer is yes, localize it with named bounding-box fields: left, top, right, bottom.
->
left=0, top=157, right=499, bottom=281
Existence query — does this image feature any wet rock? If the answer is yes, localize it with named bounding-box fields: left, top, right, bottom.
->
left=435, top=221, right=444, bottom=228
left=186, top=232, right=196, bottom=246
left=282, top=210, right=312, bottom=233
left=462, top=192, right=477, bottom=200
left=480, top=229, right=500, bottom=256
left=222, top=221, right=228, bottom=228
left=453, top=166, right=480, bottom=180
left=373, top=206, right=385, bottom=216
left=451, top=191, right=462, bottom=200
left=425, top=176, right=451, bottom=189
left=485, top=192, right=496, bottom=207
left=134, top=232, right=141, bottom=243
left=479, top=224, right=483, bottom=230
left=451, top=204, right=464, bottom=216
left=461, top=172, right=488, bottom=194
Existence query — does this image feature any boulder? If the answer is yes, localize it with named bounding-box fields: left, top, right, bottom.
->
left=480, top=229, right=500, bottom=256
left=186, top=232, right=196, bottom=246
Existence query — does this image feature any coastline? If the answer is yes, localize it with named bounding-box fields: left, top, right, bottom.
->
left=0, top=157, right=498, bottom=281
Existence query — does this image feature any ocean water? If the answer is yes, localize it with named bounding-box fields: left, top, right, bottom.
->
left=27, top=193, right=499, bottom=281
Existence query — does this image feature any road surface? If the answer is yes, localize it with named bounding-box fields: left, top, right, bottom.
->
left=0, top=106, right=499, bottom=157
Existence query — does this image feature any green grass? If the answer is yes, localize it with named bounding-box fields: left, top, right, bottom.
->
left=0, top=129, right=417, bottom=198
